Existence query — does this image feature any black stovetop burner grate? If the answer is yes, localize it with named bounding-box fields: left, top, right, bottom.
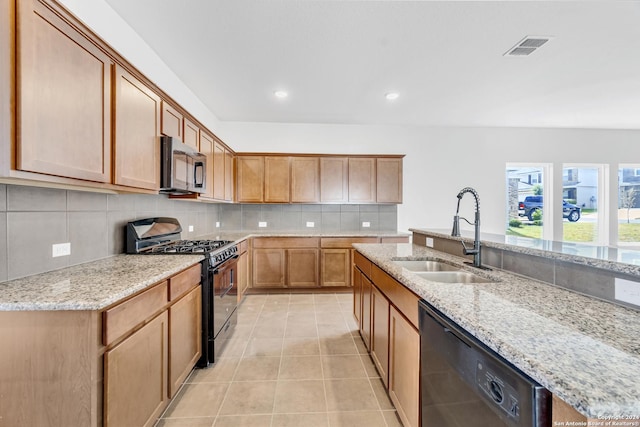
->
left=144, top=239, right=233, bottom=254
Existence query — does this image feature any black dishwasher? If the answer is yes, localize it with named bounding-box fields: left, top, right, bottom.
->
left=419, top=300, right=551, bottom=427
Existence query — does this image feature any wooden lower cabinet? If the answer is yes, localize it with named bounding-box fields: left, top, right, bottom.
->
left=104, top=311, right=169, bottom=427
left=321, top=248, right=351, bottom=287
left=353, top=264, right=362, bottom=326
left=360, top=273, right=373, bottom=351
left=253, top=248, right=286, bottom=288
left=354, top=250, right=419, bottom=427
left=371, top=285, right=390, bottom=387
left=388, top=305, right=420, bottom=427
left=168, top=286, right=202, bottom=398
left=287, top=248, right=319, bottom=287
left=0, top=265, right=202, bottom=427
left=237, top=241, right=250, bottom=302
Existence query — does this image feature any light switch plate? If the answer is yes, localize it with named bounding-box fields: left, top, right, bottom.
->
left=306, top=222, right=315, bottom=228
left=188, top=225, right=194, bottom=232
left=52, top=242, right=71, bottom=257
left=258, top=221, right=267, bottom=228
left=215, top=221, right=220, bottom=228
left=426, top=237, right=434, bottom=248
left=362, top=222, right=371, bottom=228
left=615, top=278, right=640, bottom=306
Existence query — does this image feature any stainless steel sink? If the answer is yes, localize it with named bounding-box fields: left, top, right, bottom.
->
left=392, top=260, right=460, bottom=272
left=415, top=271, right=493, bottom=284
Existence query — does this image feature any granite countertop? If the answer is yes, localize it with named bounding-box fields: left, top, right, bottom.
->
left=412, top=227, right=640, bottom=276
left=201, top=230, right=410, bottom=242
left=353, top=242, right=640, bottom=420
left=0, top=254, right=203, bottom=311
left=0, top=231, right=407, bottom=312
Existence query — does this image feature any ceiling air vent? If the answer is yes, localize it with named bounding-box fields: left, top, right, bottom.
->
left=504, top=36, right=552, bottom=57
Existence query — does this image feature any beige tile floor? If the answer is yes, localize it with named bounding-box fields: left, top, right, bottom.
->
left=156, top=293, right=404, bottom=427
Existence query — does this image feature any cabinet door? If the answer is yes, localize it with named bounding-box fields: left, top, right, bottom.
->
left=161, top=101, right=182, bottom=140
left=183, top=117, right=200, bottom=150
left=376, top=158, right=403, bottom=203
left=360, top=274, right=372, bottom=351
left=320, top=157, right=348, bottom=202
left=236, top=156, right=264, bottom=202
left=225, top=150, right=234, bottom=201
left=17, top=0, right=112, bottom=182
left=199, top=132, right=215, bottom=199
left=353, top=266, right=362, bottom=326
left=264, top=156, right=290, bottom=203
left=237, top=250, right=249, bottom=302
left=389, top=305, right=420, bottom=427
left=321, top=249, right=350, bottom=287
left=349, top=158, right=376, bottom=203
left=113, top=65, right=161, bottom=190
left=291, top=157, right=319, bottom=203
left=371, top=285, right=390, bottom=387
left=213, top=140, right=225, bottom=200
left=287, top=249, right=319, bottom=287
left=169, top=286, right=201, bottom=398
left=252, top=248, right=285, bottom=288
left=104, top=311, right=168, bottom=427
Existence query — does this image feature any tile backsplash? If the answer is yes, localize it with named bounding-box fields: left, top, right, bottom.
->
left=0, top=184, right=398, bottom=282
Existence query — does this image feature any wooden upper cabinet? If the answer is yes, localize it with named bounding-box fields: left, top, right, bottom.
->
left=224, top=150, right=234, bottom=201
left=213, top=140, right=226, bottom=200
left=183, top=117, right=200, bottom=150
left=291, top=157, right=319, bottom=203
left=320, top=157, right=349, bottom=203
left=16, top=0, right=112, bottom=183
left=160, top=101, right=182, bottom=140
left=349, top=158, right=376, bottom=203
left=377, top=158, right=403, bottom=203
left=236, top=156, right=264, bottom=202
left=264, top=156, right=290, bottom=203
left=199, top=132, right=215, bottom=199
left=113, top=65, right=161, bottom=191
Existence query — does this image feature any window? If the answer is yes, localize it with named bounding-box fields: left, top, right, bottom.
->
left=506, top=165, right=547, bottom=239
left=562, top=165, right=603, bottom=244
left=618, top=165, right=640, bottom=246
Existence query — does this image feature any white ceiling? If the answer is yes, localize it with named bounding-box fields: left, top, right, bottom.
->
left=103, top=0, right=640, bottom=129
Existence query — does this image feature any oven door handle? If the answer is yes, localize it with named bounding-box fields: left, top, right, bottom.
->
left=220, top=283, right=234, bottom=298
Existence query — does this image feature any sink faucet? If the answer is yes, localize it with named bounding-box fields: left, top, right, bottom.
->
left=451, top=187, right=487, bottom=269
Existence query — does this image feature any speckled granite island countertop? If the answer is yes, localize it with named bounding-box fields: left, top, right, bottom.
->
left=353, top=242, right=640, bottom=420
left=0, top=254, right=203, bottom=311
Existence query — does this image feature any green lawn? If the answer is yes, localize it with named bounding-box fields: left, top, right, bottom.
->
left=507, top=222, right=640, bottom=242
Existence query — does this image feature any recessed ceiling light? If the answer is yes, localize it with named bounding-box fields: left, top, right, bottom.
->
left=385, top=92, right=399, bottom=101
left=274, top=90, right=288, bottom=99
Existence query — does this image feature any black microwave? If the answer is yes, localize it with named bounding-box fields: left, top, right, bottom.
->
left=160, top=136, right=207, bottom=194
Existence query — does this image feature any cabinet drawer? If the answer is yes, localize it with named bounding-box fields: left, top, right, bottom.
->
left=169, top=264, right=201, bottom=301
left=238, top=239, right=248, bottom=254
left=253, top=237, right=320, bottom=249
left=103, top=282, right=168, bottom=346
left=371, top=264, right=420, bottom=329
left=354, top=251, right=372, bottom=279
left=321, top=237, right=379, bottom=248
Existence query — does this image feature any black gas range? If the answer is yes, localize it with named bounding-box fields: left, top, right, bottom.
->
left=126, top=217, right=238, bottom=366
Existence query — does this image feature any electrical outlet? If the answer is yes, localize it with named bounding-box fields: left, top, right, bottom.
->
left=258, top=221, right=267, bottom=228
left=615, top=278, right=640, bottom=306
left=188, top=225, right=194, bottom=232
left=215, top=221, right=220, bottom=228
left=306, top=221, right=315, bottom=228
left=362, top=221, right=371, bottom=228
left=426, top=237, right=434, bottom=248
left=52, top=242, right=71, bottom=258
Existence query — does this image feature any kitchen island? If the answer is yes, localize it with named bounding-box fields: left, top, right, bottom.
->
left=353, top=242, right=640, bottom=424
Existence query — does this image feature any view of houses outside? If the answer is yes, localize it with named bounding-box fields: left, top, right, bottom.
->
left=507, top=165, right=640, bottom=246
left=619, top=166, right=640, bottom=245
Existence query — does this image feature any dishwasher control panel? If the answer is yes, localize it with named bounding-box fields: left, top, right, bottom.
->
left=477, top=361, right=521, bottom=423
